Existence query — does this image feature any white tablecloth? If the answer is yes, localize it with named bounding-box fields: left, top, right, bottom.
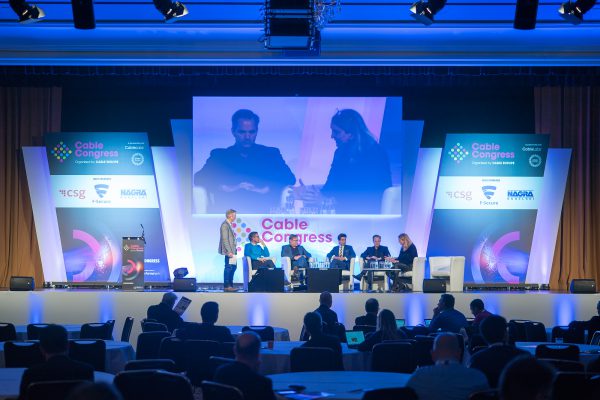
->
left=268, top=371, right=411, bottom=400
left=259, top=341, right=369, bottom=375
left=0, top=368, right=113, bottom=400
left=227, top=326, right=291, bottom=341
left=14, top=324, right=82, bottom=341
left=516, top=342, right=600, bottom=366
left=0, top=341, right=134, bottom=374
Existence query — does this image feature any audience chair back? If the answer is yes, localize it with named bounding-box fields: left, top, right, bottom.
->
left=0, top=323, right=17, bottom=342
left=353, top=325, right=377, bottom=334
left=27, top=380, right=88, bottom=400
left=124, top=358, right=178, bottom=372
left=413, top=335, right=435, bottom=366
left=69, top=339, right=106, bottom=371
left=290, top=347, right=339, bottom=372
left=26, top=323, right=51, bottom=340
left=121, top=317, right=134, bottom=342
left=184, top=339, right=221, bottom=386
left=468, top=389, right=500, bottom=400
left=115, top=369, right=194, bottom=400
left=201, top=380, right=244, bottom=400
left=4, top=341, right=44, bottom=367
left=552, top=325, right=585, bottom=344
left=219, top=341, right=235, bottom=359
left=241, top=325, right=275, bottom=341
left=361, top=387, right=418, bottom=400
left=590, top=331, right=600, bottom=346
left=136, top=331, right=171, bottom=359
left=324, top=322, right=347, bottom=342
left=158, top=336, right=187, bottom=371
left=535, top=344, right=580, bottom=361
left=371, top=342, right=416, bottom=373
left=80, top=322, right=113, bottom=340
left=208, top=356, right=235, bottom=379
left=552, top=372, right=589, bottom=400
left=508, top=320, right=530, bottom=342
left=538, top=358, right=584, bottom=372
left=142, top=321, right=169, bottom=332
left=589, top=375, right=600, bottom=398
left=402, top=325, right=429, bottom=339
left=524, top=321, right=548, bottom=342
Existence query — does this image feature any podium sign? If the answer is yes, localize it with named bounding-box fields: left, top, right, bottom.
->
left=122, top=237, right=145, bottom=290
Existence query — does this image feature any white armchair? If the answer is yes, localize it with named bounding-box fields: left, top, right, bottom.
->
left=358, top=257, right=389, bottom=292
left=242, top=256, right=278, bottom=291
left=281, top=256, right=311, bottom=284
left=339, top=258, right=356, bottom=292
left=428, top=256, right=465, bottom=292
left=408, top=257, right=426, bottom=292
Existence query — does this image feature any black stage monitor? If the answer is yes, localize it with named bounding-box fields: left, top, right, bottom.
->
left=173, top=278, right=197, bottom=292
left=306, top=268, right=341, bottom=293
left=10, top=276, right=34, bottom=291
left=570, top=279, right=596, bottom=294
left=249, top=269, right=284, bottom=293
left=423, top=279, right=447, bottom=293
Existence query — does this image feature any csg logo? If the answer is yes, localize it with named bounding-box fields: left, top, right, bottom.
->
left=446, top=190, right=472, bottom=201
left=59, top=189, right=86, bottom=199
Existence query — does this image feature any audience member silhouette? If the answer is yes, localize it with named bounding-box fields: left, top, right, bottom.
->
left=429, top=294, right=468, bottom=334
left=569, top=299, right=600, bottom=342
left=146, top=292, right=183, bottom=333
left=176, top=301, right=235, bottom=342
left=470, top=299, right=492, bottom=327
left=498, top=355, right=555, bottom=400
left=358, top=309, right=407, bottom=352
left=315, top=291, right=339, bottom=327
left=301, top=312, right=343, bottom=370
left=214, top=332, right=276, bottom=400
left=407, top=333, right=488, bottom=400
left=19, top=324, right=94, bottom=400
left=355, top=298, right=379, bottom=326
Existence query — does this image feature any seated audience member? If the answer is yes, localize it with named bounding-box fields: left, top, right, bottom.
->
left=281, top=234, right=312, bottom=283
left=147, top=292, right=183, bottom=333
left=355, top=298, right=379, bottom=326
left=468, top=315, right=528, bottom=388
left=244, top=231, right=276, bottom=270
left=176, top=301, right=234, bottom=342
left=315, top=291, right=339, bottom=327
left=498, top=356, right=555, bottom=400
left=214, top=332, right=276, bottom=400
left=429, top=294, right=468, bottom=334
left=301, top=312, right=343, bottom=369
left=568, top=299, right=600, bottom=341
left=470, top=298, right=492, bottom=326
left=358, top=309, right=407, bottom=352
left=19, top=324, right=94, bottom=400
left=407, top=333, right=488, bottom=400
left=66, top=382, right=123, bottom=400
left=326, top=233, right=356, bottom=270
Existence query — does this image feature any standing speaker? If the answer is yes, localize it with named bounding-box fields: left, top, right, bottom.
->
left=173, top=278, right=197, bottom=292
left=10, top=276, right=35, bottom=291
left=569, top=279, right=596, bottom=294
left=423, top=279, right=446, bottom=293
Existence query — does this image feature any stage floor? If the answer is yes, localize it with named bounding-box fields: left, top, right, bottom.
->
left=1, top=289, right=598, bottom=347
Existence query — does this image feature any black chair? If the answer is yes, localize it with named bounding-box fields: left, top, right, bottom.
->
left=124, top=359, right=178, bottom=372
left=588, top=356, right=600, bottom=374
left=589, top=374, right=600, bottom=398
left=469, top=389, right=500, bottom=400
left=525, top=321, right=548, bottom=342
left=208, top=356, right=235, bottom=379
left=27, top=380, right=88, bottom=400
left=121, top=317, right=134, bottom=342
left=201, top=380, right=244, bottom=400
left=323, top=322, right=347, bottom=342
left=241, top=325, right=275, bottom=341
left=219, top=341, right=235, bottom=359
left=552, top=372, right=589, bottom=400
left=80, top=322, right=113, bottom=340
left=353, top=325, right=377, bottom=334
left=402, top=325, right=429, bottom=338
left=362, top=387, right=418, bottom=400
left=535, top=344, right=580, bottom=361
left=69, top=339, right=106, bottom=371
left=114, top=370, right=194, bottom=400
left=508, top=320, right=530, bottom=342
left=136, top=331, right=171, bottom=360
left=27, top=323, right=51, bottom=340
left=4, top=341, right=44, bottom=367
left=142, top=322, right=169, bottom=332
left=538, top=358, right=585, bottom=372
left=590, top=331, right=600, bottom=346
left=0, top=322, right=17, bottom=342
left=552, top=325, right=585, bottom=344
left=159, top=336, right=187, bottom=371
left=184, top=340, right=221, bottom=386
left=290, top=347, right=338, bottom=372
left=413, top=335, right=435, bottom=366
left=371, top=342, right=416, bottom=373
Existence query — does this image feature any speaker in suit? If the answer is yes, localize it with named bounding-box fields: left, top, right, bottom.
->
left=326, top=244, right=356, bottom=270
left=219, top=210, right=238, bottom=290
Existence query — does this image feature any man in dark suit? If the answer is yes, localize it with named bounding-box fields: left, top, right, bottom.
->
left=326, top=233, right=356, bottom=270
left=355, top=298, right=379, bottom=327
left=429, top=294, right=468, bottom=334
left=176, top=301, right=235, bottom=342
left=301, top=312, right=343, bottom=370
left=315, top=291, right=339, bottom=327
left=354, top=234, right=391, bottom=282
left=147, top=292, right=183, bottom=333
left=281, top=234, right=312, bottom=284
left=214, top=332, right=276, bottom=400
left=468, top=315, right=528, bottom=388
left=19, top=324, right=94, bottom=400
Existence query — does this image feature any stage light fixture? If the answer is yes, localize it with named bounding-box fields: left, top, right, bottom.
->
left=264, top=0, right=317, bottom=50
left=153, top=0, right=189, bottom=23
left=8, top=0, right=45, bottom=24
left=71, top=0, right=95, bottom=30
left=514, top=0, right=539, bottom=30
left=409, top=0, right=447, bottom=26
left=559, top=0, right=597, bottom=25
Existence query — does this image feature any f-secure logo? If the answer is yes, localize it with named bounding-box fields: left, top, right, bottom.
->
left=448, top=143, right=469, bottom=163
left=482, top=186, right=497, bottom=200
left=94, top=184, right=109, bottom=198
left=50, top=141, right=73, bottom=163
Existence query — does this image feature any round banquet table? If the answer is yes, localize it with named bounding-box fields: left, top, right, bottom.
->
left=258, top=341, right=369, bottom=375
left=516, top=342, right=600, bottom=366
left=14, top=324, right=82, bottom=341
left=0, top=340, right=135, bottom=374
left=0, top=368, right=114, bottom=400
left=227, top=325, right=291, bottom=341
left=268, top=371, right=411, bottom=400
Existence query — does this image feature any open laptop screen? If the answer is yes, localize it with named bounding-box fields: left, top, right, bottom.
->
left=424, top=319, right=432, bottom=327
left=395, top=319, right=406, bottom=329
left=345, top=330, right=366, bottom=346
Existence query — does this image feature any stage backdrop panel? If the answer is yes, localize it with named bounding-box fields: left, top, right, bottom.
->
left=427, top=134, right=549, bottom=284
left=44, top=132, right=169, bottom=282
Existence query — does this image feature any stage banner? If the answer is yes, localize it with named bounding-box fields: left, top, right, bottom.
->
left=44, top=132, right=169, bottom=282
left=122, top=237, right=145, bottom=289
left=427, top=134, right=549, bottom=284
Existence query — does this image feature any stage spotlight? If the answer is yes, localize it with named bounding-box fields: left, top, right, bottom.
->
left=173, top=268, right=189, bottom=279
left=8, top=0, right=45, bottom=24
left=153, top=0, right=189, bottom=23
left=559, top=0, right=597, bottom=25
left=409, top=0, right=447, bottom=26
left=264, top=0, right=316, bottom=50
left=71, top=0, right=95, bottom=30
left=514, top=0, right=539, bottom=30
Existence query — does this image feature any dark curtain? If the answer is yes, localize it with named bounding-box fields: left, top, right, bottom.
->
left=534, top=87, right=600, bottom=290
left=0, top=87, right=62, bottom=288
